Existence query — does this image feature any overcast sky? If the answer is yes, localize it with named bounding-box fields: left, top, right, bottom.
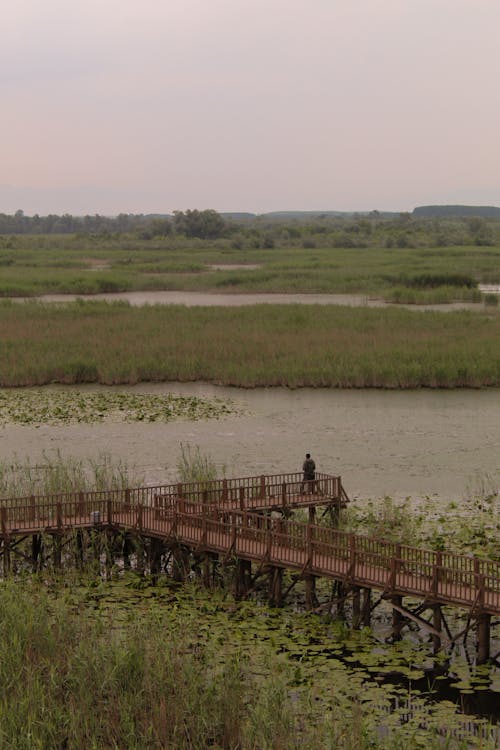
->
left=2, top=0, right=499, bottom=215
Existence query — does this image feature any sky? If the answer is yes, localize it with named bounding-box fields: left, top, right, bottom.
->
left=1, top=0, right=500, bottom=215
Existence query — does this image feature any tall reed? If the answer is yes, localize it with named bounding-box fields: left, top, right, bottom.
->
left=1, top=300, right=499, bottom=388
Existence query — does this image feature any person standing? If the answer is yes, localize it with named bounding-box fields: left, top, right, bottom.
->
left=302, top=453, right=316, bottom=493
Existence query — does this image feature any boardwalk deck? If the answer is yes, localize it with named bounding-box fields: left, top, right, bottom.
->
left=1, top=472, right=499, bottom=659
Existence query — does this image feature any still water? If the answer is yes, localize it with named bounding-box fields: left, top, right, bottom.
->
left=1, top=383, right=499, bottom=503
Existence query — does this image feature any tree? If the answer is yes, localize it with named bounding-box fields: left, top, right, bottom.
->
left=173, top=209, right=226, bottom=239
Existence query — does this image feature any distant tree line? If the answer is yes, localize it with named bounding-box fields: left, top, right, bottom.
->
left=1, top=207, right=500, bottom=249
left=0, top=209, right=229, bottom=239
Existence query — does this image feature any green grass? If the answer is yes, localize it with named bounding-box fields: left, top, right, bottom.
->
left=0, top=579, right=496, bottom=749
left=1, top=299, right=500, bottom=388
left=1, top=229, right=500, bottom=301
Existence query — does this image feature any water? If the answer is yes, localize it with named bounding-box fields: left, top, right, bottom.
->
left=0, top=383, right=498, bottom=502
left=9, top=289, right=489, bottom=311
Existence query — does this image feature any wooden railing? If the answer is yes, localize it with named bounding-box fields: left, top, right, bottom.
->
left=1, top=487, right=500, bottom=615
left=0, top=472, right=346, bottom=524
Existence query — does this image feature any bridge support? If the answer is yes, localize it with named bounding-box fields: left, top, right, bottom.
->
left=432, top=605, right=442, bottom=654
left=234, top=559, right=252, bottom=599
left=149, top=538, right=163, bottom=581
left=172, top=545, right=190, bottom=582
left=361, top=588, right=372, bottom=627
left=305, top=574, right=318, bottom=611
left=32, top=534, right=43, bottom=572
left=390, top=595, right=404, bottom=642
left=352, top=587, right=361, bottom=629
left=52, top=534, right=62, bottom=569
left=268, top=566, right=283, bottom=607
left=476, top=613, right=491, bottom=664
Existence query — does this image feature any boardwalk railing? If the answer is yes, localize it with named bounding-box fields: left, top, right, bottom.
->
left=0, top=472, right=347, bottom=525
left=2, top=485, right=500, bottom=616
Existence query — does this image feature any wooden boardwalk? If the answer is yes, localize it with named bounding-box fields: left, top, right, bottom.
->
left=1, top=472, right=499, bottom=658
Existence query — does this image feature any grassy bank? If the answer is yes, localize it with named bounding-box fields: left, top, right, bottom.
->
left=1, top=300, right=500, bottom=388
left=1, top=230, right=500, bottom=302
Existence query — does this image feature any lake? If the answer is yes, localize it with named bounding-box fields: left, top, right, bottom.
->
left=1, top=383, right=498, bottom=503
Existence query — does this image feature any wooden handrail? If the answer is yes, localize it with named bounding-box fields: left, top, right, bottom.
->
left=0, top=475, right=499, bottom=615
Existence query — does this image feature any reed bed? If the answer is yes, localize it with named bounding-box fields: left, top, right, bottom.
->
left=2, top=232, right=500, bottom=300
left=0, top=580, right=495, bottom=750
left=1, top=300, right=500, bottom=388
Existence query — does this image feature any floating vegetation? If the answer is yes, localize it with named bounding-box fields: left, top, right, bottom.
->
left=0, top=388, right=238, bottom=426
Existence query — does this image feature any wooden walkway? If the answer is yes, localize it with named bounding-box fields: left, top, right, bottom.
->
left=1, top=472, right=499, bottom=617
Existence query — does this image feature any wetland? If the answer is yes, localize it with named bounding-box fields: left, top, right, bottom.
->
left=1, top=213, right=500, bottom=746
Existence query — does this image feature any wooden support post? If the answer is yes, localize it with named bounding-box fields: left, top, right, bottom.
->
left=476, top=613, right=491, bottom=665
left=92, top=530, right=101, bottom=573
left=149, top=537, right=163, bottom=581
left=75, top=530, right=84, bottom=568
left=122, top=533, right=132, bottom=570
left=105, top=531, right=115, bottom=580
left=282, top=482, right=287, bottom=508
left=352, top=587, right=361, bottom=629
left=32, top=533, right=42, bottom=573
left=135, top=537, right=145, bottom=575
left=432, top=605, right=442, bottom=654
left=239, top=486, right=245, bottom=511
left=172, top=545, right=188, bottom=582
left=361, top=588, right=372, bottom=627
left=305, top=574, right=318, bottom=611
left=391, top=595, right=404, bottom=641
left=222, top=479, right=228, bottom=504
left=260, top=475, right=266, bottom=500
left=52, top=535, right=62, bottom=569
left=202, top=553, right=212, bottom=589
left=308, top=506, right=316, bottom=524
left=2, top=539, right=11, bottom=576
left=234, top=558, right=252, bottom=599
left=336, top=581, right=346, bottom=620
left=268, top=566, right=283, bottom=607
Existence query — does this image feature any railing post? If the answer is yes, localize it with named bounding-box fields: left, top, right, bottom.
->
left=125, top=488, right=131, bottom=511
left=30, top=495, right=36, bottom=523
left=281, top=482, right=287, bottom=507
left=307, top=522, right=313, bottom=563
left=260, top=475, right=266, bottom=500
left=107, top=499, right=113, bottom=526
left=432, top=552, right=442, bottom=598
left=1, top=507, right=7, bottom=536
left=78, top=491, right=85, bottom=516
left=267, top=518, right=273, bottom=558
left=137, top=504, right=143, bottom=532
left=390, top=544, right=401, bottom=590
left=56, top=502, right=63, bottom=530
left=222, top=478, right=228, bottom=504
left=177, top=482, right=183, bottom=500
left=231, top=512, right=237, bottom=547
left=239, top=486, right=245, bottom=511
left=350, top=534, right=356, bottom=569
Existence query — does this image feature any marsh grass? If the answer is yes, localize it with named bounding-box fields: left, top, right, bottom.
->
left=338, top=484, right=500, bottom=558
left=176, top=443, right=225, bottom=484
left=0, top=579, right=496, bottom=749
left=2, top=231, right=500, bottom=301
left=1, top=300, right=500, bottom=388
left=0, top=451, right=141, bottom=500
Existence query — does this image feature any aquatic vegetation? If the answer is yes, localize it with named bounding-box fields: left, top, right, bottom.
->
left=0, top=578, right=496, bottom=749
left=337, top=488, right=500, bottom=559
left=0, top=451, right=143, bottom=499
left=0, top=387, right=238, bottom=426
left=176, top=443, right=225, bottom=484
